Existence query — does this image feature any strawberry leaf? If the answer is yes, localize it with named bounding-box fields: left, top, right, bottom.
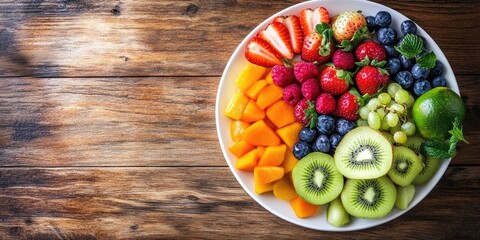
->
left=304, top=100, right=318, bottom=129
left=337, top=26, right=370, bottom=52
left=316, top=23, right=333, bottom=56
left=336, top=69, right=354, bottom=85
left=395, top=34, right=424, bottom=58
left=355, top=56, right=371, bottom=67
left=339, top=40, right=354, bottom=52
left=416, top=51, right=437, bottom=69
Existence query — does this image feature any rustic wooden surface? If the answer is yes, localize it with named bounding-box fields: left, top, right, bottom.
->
left=0, top=0, right=479, bottom=239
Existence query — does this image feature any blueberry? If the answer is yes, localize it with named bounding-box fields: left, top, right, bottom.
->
left=375, top=11, right=391, bottom=27
left=400, top=20, right=417, bottom=35
left=299, top=127, right=318, bottom=143
left=384, top=45, right=399, bottom=58
left=293, top=141, right=311, bottom=159
left=336, top=118, right=356, bottom=136
left=432, top=76, right=447, bottom=87
left=411, top=63, right=430, bottom=80
left=396, top=35, right=405, bottom=47
left=395, top=70, right=414, bottom=89
left=377, top=27, right=397, bottom=45
left=387, top=58, right=401, bottom=75
left=329, top=134, right=343, bottom=149
left=429, top=60, right=444, bottom=78
left=366, top=16, right=377, bottom=31
left=399, top=55, right=414, bottom=70
left=314, top=135, right=330, bottom=153
left=419, top=36, right=427, bottom=47
left=316, top=115, right=335, bottom=135
left=413, top=80, right=432, bottom=96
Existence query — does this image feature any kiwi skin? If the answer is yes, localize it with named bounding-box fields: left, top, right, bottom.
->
left=327, top=197, right=350, bottom=227
left=341, top=176, right=397, bottom=219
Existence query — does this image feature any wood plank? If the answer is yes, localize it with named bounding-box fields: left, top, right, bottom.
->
left=0, top=166, right=479, bottom=239
left=0, top=76, right=478, bottom=167
left=0, top=0, right=478, bottom=77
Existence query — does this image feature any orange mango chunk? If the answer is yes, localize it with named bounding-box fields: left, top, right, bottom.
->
left=266, top=100, right=296, bottom=128
left=235, top=148, right=259, bottom=171
left=254, top=166, right=285, bottom=184
left=282, top=150, right=300, bottom=173
left=265, top=69, right=274, bottom=85
left=236, top=62, right=268, bottom=92
left=290, top=196, right=318, bottom=218
left=225, top=92, right=250, bottom=120
left=245, top=79, right=269, bottom=100
left=258, top=144, right=286, bottom=166
left=255, top=181, right=274, bottom=194
left=240, top=100, right=265, bottom=123
left=273, top=177, right=298, bottom=201
left=230, top=120, right=251, bottom=142
left=242, top=120, right=282, bottom=146
left=276, top=122, right=303, bottom=150
left=228, top=140, right=255, bottom=158
left=256, top=85, right=284, bottom=110
left=256, top=146, right=266, bottom=159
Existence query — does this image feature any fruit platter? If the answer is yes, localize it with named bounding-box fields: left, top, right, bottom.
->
left=215, top=0, right=467, bottom=231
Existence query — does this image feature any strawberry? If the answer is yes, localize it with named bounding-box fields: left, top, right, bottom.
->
left=258, top=22, right=294, bottom=60
left=355, top=65, right=389, bottom=95
left=333, top=89, right=363, bottom=121
left=354, top=41, right=387, bottom=62
left=295, top=98, right=318, bottom=128
left=319, top=66, right=352, bottom=96
left=331, top=11, right=367, bottom=43
left=300, top=7, right=330, bottom=37
left=274, top=15, right=303, bottom=54
left=245, top=37, right=283, bottom=67
left=301, top=32, right=336, bottom=64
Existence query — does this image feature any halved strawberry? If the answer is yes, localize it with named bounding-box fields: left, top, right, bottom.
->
left=300, top=7, right=330, bottom=37
left=258, top=22, right=293, bottom=60
left=274, top=15, right=303, bottom=54
left=245, top=37, right=283, bottom=67
left=301, top=32, right=336, bottom=64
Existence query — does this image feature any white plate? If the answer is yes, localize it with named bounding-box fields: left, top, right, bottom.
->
left=215, top=0, right=457, bottom=231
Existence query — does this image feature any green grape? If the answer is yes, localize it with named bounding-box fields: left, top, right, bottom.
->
left=378, top=93, right=392, bottom=105
left=395, top=89, right=409, bottom=104
left=390, top=103, right=406, bottom=114
left=356, top=119, right=368, bottom=127
left=386, top=112, right=399, bottom=127
left=377, top=108, right=386, bottom=119
left=401, top=122, right=416, bottom=136
left=405, top=94, right=415, bottom=108
left=390, top=123, right=402, bottom=135
left=359, top=106, right=370, bottom=120
left=368, top=111, right=381, bottom=130
left=380, top=117, right=391, bottom=131
left=367, top=98, right=380, bottom=111
left=393, top=131, right=408, bottom=144
left=388, top=83, right=402, bottom=97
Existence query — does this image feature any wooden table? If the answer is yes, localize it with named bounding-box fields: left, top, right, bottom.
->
left=0, top=0, right=479, bottom=239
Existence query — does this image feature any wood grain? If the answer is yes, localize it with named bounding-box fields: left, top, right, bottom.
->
left=0, top=0, right=478, bottom=77
left=1, top=166, right=479, bottom=239
left=0, top=76, right=478, bottom=167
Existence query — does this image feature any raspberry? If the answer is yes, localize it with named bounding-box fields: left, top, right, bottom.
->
left=283, top=83, right=302, bottom=106
left=271, top=65, right=295, bottom=87
left=316, top=93, right=336, bottom=115
left=332, top=49, right=355, bottom=70
left=301, top=78, right=321, bottom=101
left=294, top=98, right=310, bottom=126
left=294, top=62, right=319, bottom=83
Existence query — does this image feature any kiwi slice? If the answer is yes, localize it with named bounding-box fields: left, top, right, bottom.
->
left=341, top=176, right=397, bottom=219
left=403, top=136, right=441, bottom=185
left=292, top=152, right=344, bottom=205
left=334, top=127, right=393, bottom=179
left=388, top=147, right=423, bottom=186
left=395, top=184, right=415, bottom=210
left=327, top=197, right=350, bottom=227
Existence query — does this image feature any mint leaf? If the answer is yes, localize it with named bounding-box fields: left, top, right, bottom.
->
left=416, top=51, right=437, bottom=69
left=448, top=117, right=469, bottom=143
left=422, top=117, right=468, bottom=159
left=395, top=34, right=424, bottom=58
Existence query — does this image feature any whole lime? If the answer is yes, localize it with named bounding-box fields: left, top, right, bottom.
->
left=412, top=87, right=465, bottom=141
